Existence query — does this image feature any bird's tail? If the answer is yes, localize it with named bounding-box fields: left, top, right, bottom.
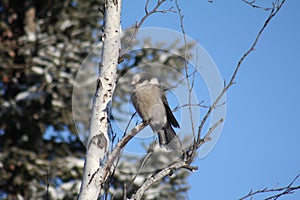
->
left=157, top=124, right=182, bottom=150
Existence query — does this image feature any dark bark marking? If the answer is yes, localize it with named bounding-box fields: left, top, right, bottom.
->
left=89, top=133, right=108, bottom=151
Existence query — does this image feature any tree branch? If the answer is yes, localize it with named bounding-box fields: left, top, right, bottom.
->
left=120, top=0, right=170, bottom=57
left=102, top=122, right=147, bottom=184
left=240, top=173, right=300, bottom=200
left=242, top=0, right=273, bottom=11
left=129, top=160, right=190, bottom=200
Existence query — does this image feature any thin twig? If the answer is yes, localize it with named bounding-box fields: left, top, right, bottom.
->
left=167, top=68, right=198, bottom=91
left=173, top=101, right=206, bottom=112
left=186, top=118, right=224, bottom=164
left=123, top=112, right=137, bottom=137
left=242, top=0, right=273, bottom=11
left=120, top=0, right=169, bottom=57
left=197, top=118, right=224, bottom=147
left=173, top=100, right=226, bottom=112
left=239, top=173, right=300, bottom=200
left=175, top=0, right=196, bottom=141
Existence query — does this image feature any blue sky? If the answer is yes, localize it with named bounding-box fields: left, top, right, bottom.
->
left=121, top=0, right=300, bottom=199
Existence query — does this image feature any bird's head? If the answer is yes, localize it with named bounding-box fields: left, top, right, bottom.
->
left=131, top=73, right=159, bottom=87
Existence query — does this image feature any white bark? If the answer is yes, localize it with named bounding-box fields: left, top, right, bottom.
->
left=78, top=0, right=122, bottom=199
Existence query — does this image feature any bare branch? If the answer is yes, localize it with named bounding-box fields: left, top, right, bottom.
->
left=121, top=0, right=170, bottom=57
left=240, top=173, right=300, bottom=200
left=198, top=118, right=224, bottom=147
left=173, top=101, right=206, bottom=112
left=197, top=0, right=286, bottom=146
left=242, top=0, right=273, bottom=11
left=167, top=68, right=198, bottom=91
left=185, top=118, right=224, bottom=165
left=123, top=112, right=137, bottom=137
left=175, top=0, right=196, bottom=140
left=129, top=160, right=190, bottom=200
left=102, top=122, right=147, bottom=184
left=173, top=100, right=226, bottom=112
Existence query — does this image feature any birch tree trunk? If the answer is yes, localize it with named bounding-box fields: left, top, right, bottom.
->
left=78, top=0, right=122, bottom=199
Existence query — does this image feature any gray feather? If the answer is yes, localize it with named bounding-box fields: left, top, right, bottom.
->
left=131, top=73, right=181, bottom=150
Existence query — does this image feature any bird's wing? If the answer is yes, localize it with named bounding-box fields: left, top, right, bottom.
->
left=130, top=90, right=140, bottom=117
left=161, top=91, right=180, bottom=128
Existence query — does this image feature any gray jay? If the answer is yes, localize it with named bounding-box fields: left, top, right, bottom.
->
left=130, top=73, right=181, bottom=149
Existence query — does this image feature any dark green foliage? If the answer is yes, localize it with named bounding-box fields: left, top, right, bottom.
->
left=0, top=0, right=102, bottom=198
